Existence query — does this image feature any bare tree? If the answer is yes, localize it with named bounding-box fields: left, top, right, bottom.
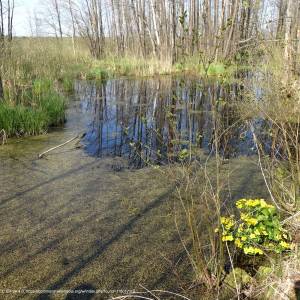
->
left=67, top=0, right=76, bottom=56
left=53, top=0, right=63, bottom=38
left=33, top=0, right=298, bottom=66
left=7, top=0, right=14, bottom=41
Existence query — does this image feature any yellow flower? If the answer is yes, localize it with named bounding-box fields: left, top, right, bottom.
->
left=246, top=199, right=260, bottom=207
left=245, top=217, right=258, bottom=226
left=225, top=219, right=235, bottom=230
left=237, top=224, right=244, bottom=233
left=236, top=199, right=247, bottom=209
left=214, top=228, right=219, bottom=233
left=244, top=246, right=263, bottom=255
left=222, top=235, right=234, bottom=242
left=250, top=233, right=256, bottom=239
left=279, top=241, right=291, bottom=249
left=255, top=248, right=264, bottom=255
left=259, top=199, right=268, bottom=208
left=254, top=229, right=261, bottom=236
left=220, top=216, right=235, bottom=230
left=241, top=213, right=247, bottom=221
left=220, top=217, right=227, bottom=225
left=234, top=238, right=243, bottom=248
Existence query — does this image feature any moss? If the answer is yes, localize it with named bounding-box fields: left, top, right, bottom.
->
left=224, top=267, right=253, bottom=289
left=256, top=266, right=272, bottom=281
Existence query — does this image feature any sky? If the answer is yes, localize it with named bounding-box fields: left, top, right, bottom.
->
left=14, top=0, right=40, bottom=36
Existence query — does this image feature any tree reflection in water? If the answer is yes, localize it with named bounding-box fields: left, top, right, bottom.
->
left=76, top=77, right=262, bottom=168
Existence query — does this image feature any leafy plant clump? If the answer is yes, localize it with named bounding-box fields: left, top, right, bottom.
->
left=218, top=199, right=293, bottom=255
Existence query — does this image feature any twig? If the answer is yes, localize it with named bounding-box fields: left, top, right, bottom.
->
left=281, top=211, right=300, bottom=225
left=38, top=132, right=85, bottom=159
left=225, top=241, right=240, bottom=300
left=139, top=285, right=159, bottom=300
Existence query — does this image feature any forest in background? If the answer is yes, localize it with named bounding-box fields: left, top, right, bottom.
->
left=1, top=0, right=300, bottom=62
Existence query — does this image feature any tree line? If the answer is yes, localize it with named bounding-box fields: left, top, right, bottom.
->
left=0, top=0, right=299, bottom=62
left=27, top=0, right=299, bottom=63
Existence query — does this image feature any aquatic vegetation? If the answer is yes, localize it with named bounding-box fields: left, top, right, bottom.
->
left=218, top=199, right=293, bottom=255
left=85, top=67, right=109, bottom=80
left=178, top=149, right=190, bottom=161
left=38, top=91, right=66, bottom=126
left=207, top=63, right=226, bottom=76
left=0, top=103, right=48, bottom=136
left=61, top=77, right=74, bottom=93
left=0, top=90, right=65, bottom=137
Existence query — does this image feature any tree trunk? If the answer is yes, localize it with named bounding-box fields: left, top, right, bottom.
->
left=68, top=0, right=76, bottom=57
left=54, top=0, right=63, bottom=38
left=0, top=74, right=4, bottom=101
left=172, top=0, right=176, bottom=64
left=284, top=0, right=293, bottom=79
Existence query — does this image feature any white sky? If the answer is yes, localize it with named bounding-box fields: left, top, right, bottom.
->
left=14, top=0, right=40, bottom=36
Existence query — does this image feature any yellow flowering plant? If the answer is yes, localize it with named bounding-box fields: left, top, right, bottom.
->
left=218, top=199, right=293, bottom=255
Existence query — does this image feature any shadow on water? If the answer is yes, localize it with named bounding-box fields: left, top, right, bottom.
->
left=0, top=160, right=97, bottom=208
left=31, top=186, right=175, bottom=299
left=76, top=78, right=270, bottom=167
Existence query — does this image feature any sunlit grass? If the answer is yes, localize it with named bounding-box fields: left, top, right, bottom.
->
left=0, top=90, right=65, bottom=137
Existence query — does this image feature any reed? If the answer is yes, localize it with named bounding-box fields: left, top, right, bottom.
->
left=0, top=88, right=65, bottom=137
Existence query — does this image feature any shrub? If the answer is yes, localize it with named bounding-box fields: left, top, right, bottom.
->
left=218, top=199, right=293, bottom=255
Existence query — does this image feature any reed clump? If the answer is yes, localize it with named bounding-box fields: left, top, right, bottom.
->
left=0, top=78, right=65, bottom=137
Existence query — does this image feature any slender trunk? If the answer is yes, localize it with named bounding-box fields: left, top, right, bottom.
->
left=0, top=75, right=3, bottom=100
left=54, top=0, right=63, bottom=38
left=98, top=0, right=105, bottom=56
left=7, top=0, right=10, bottom=39
left=172, top=0, right=176, bottom=64
left=68, top=0, right=76, bottom=57
left=276, top=0, right=286, bottom=39
left=131, top=0, right=145, bottom=57
left=224, top=0, right=239, bottom=58
left=284, top=0, right=293, bottom=79
left=150, top=0, right=160, bottom=56
left=0, top=0, right=3, bottom=38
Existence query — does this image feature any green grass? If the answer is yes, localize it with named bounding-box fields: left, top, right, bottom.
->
left=0, top=104, right=47, bottom=136
left=0, top=90, right=65, bottom=137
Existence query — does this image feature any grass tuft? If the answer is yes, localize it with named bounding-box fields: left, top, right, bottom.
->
left=0, top=90, right=65, bottom=137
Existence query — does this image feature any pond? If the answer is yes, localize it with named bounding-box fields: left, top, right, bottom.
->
left=78, top=78, right=263, bottom=165
left=0, top=76, right=268, bottom=299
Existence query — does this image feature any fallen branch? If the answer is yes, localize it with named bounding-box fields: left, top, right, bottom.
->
left=38, top=132, right=85, bottom=159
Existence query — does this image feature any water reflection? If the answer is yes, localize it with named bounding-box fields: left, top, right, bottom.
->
left=75, top=78, right=257, bottom=167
